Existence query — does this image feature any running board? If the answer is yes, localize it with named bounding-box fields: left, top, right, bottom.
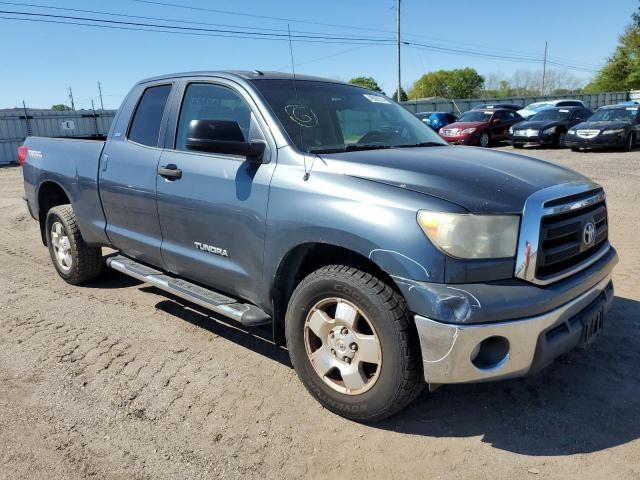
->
left=106, top=255, right=271, bottom=327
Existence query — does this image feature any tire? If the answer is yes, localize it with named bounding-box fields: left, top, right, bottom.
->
left=512, top=143, right=524, bottom=149
left=570, top=147, right=580, bottom=152
left=46, top=204, right=103, bottom=284
left=479, top=132, right=491, bottom=148
left=624, top=132, right=635, bottom=152
left=285, top=265, right=424, bottom=422
left=556, top=131, right=567, bottom=148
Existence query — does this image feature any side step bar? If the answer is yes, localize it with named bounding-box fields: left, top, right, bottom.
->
left=106, top=255, right=271, bottom=327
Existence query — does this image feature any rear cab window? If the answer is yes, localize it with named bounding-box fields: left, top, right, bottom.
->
left=128, top=84, right=172, bottom=147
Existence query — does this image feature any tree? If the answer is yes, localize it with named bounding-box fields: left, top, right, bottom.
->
left=408, top=68, right=484, bottom=99
left=391, top=87, right=408, bottom=102
left=51, top=104, right=72, bottom=111
left=349, top=76, right=385, bottom=94
left=586, top=2, right=640, bottom=92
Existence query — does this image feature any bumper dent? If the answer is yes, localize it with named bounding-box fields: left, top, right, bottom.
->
left=415, top=276, right=613, bottom=385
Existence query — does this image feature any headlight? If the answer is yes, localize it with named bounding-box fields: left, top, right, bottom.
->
left=568, top=129, right=576, bottom=135
left=462, top=128, right=476, bottom=134
left=543, top=126, right=557, bottom=134
left=508, top=126, right=513, bottom=134
left=601, top=128, right=625, bottom=135
left=417, top=211, right=519, bottom=259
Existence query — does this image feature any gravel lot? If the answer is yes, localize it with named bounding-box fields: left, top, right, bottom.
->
left=1, top=146, right=639, bottom=480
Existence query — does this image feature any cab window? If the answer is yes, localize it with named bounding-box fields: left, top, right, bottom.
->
left=175, top=83, right=254, bottom=151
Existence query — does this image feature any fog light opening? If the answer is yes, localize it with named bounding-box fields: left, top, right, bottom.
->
left=470, top=336, right=510, bottom=370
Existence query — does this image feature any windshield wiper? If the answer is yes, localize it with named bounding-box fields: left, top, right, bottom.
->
left=394, top=142, right=447, bottom=148
left=344, top=144, right=393, bottom=152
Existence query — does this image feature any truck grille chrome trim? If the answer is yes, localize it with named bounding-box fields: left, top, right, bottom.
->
left=514, top=181, right=609, bottom=285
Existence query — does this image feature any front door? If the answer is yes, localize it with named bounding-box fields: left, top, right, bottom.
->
left=156, top=81, right=275, bottom=305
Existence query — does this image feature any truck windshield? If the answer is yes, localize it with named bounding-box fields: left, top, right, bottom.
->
left=251, top=79, right=447, bottom=153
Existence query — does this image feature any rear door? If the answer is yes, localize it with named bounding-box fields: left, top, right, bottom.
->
left=156, top=79, right=276, bottom=304
left=99, top=82, right=173, bottom=266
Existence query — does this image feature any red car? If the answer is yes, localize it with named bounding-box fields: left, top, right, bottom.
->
left=439, top=108, right=523, bottom=147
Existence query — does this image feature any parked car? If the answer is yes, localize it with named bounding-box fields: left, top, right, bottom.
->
left=510, top=107, right=592, bottom=148
left=439, top=108, right=523, bottom=147
left=565, top=104, right=640, bottom=152
left=619, top=100, right=639, bottom=106
left=414, top=111, right=457, bottom=131
left=19, top=71, right=617, bottom=422
left=473, top=103, right=521, bottom=111
left=518, top=99, right=586, bottom=119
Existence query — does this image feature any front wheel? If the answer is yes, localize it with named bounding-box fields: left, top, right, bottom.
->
left=46, top=205, right=103, bottom=284
left=285, top=265, right=423, bottom=422
left=624, top=132, right=635, bottom=152
left=556, top=131, right=567, bottom=148
left=479, top=132, right=491, bottom=148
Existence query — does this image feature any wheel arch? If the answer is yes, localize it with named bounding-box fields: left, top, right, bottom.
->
left=37, top=180, right=72, bottom=246
left=270, top=242, right=405, bottom=346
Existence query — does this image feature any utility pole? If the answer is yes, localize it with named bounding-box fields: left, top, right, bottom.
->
left=396, top=0, right=401, bottom=102
left=97, top=81, right=104, bottom=110
left=541, top=41, right=548, bottom=96
left=67, top=87, right=75, bottom=110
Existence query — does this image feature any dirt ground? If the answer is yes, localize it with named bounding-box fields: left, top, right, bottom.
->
left=1, top=146, right=639, bottom=480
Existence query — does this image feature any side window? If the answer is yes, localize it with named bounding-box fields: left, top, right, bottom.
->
left=176, top=83, right=254, bottom=151
left=128, top=84, right=172, bottom=147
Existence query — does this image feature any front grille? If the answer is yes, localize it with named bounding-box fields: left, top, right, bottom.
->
left=535, top=197, right=608, bottom=280
left=515, top=129, right=539, bottom=137
left=577, top=129, right=600, bottom=139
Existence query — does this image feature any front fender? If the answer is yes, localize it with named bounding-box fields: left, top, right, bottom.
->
left=263, top=164, right=464, bottom=297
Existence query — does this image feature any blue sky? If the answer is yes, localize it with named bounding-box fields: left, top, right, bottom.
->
left=0, top=0, right=636, bottom=109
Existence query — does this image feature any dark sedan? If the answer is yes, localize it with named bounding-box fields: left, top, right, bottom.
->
left=510, top=107, right=592, bottom=148
left=565, top=105, right=640, bottom=152
left=439, top=108, right=523, bottom=147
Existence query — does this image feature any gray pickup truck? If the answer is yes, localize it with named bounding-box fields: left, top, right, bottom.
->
left=20, top=71, right=617, bottom=421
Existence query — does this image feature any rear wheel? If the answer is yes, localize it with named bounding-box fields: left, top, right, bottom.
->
left=46, top=205, right=103, bottom=284
left=285, top=265, right=423, bottom=422
left=479, top=132, right=491, bottom=148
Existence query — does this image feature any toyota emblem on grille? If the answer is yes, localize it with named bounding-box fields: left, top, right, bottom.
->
left=583, top=221, right=596, bottom=246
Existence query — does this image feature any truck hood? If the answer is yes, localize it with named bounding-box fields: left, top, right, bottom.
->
left=319, top=146, right=587, bottom=213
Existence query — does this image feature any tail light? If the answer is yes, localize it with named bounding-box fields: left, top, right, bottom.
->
left=17, top=145, right=28, bottom=166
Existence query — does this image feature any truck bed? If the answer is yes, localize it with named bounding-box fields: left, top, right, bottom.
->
left=22, top=136, right=110, bottom=246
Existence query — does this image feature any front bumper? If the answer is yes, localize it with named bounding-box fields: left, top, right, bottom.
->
left=511, top=133, right=556, bottom=146
left=565, top=133, right=626, bottom=149
left=414, top=276, right=614, bottom=385
left=440, top=135, right=478, bottom=145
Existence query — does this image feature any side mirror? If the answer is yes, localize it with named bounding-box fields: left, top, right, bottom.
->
left=492, top=118, right=501, bottom=125
left=185, top=119, right=266, bottom=163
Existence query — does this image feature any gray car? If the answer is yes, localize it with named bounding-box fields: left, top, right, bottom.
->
left=20, top=71, right=617, bottom=421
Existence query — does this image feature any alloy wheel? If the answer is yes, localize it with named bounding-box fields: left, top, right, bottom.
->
left=303, top=298, right=382, bottom=395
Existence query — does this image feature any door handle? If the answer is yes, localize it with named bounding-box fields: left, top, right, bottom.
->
left=159, top=164, right=182, bottom=180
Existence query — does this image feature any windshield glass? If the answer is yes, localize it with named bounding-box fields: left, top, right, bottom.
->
left=526, top=102, right=553, bottom=113
left=529, top=109, right=571, bottom=121
left=457, top=111, right=493, bottom=122
left=251, top=80, right=447, bottom=153
left=589, top=107, right=638, bottom=122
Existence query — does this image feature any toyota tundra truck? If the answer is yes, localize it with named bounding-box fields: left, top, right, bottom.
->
left=19, top=71, right=618, bottom=422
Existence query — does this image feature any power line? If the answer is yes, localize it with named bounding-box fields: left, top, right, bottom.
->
left=0, top=9, right=397, bottom=42
left=0, top=1, right=394, bottom=40
left=0, top=7, right=602, bottom=74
